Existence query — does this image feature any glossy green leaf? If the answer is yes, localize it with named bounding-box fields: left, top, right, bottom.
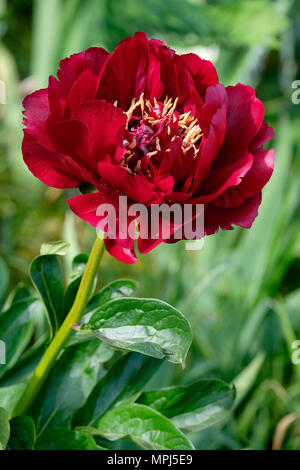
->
left=36, top=339, right=113, bottom=435
left=30, top=255, right=65, bottom=338
left=85, top=279, right=138, bottom=316
left=0, top=342, right=46, bottom=386
left=40, top=240, right=70, bottom=256
left=65, top=331, right=97, bottom=348
left=10, top=286, right=35, bottom=305
left=0, top=300, right=36, bottom=380
left=0, top=407, right=9, bottom=450
left=7, top=416, right=35, bottom=450
left=84, top=403, right=194, bottom=450
left=85, top=298, right=192, bottom=365
left=73, top=352, right=162, bottom=427
left=36, top=428, right=105, bottom=450
left=75, top=279, right=138, bottom=343
left=63, top=254, right=89, bottom=316
left=0, top=382, right=28, bottom=416
left=139, top=379, right=236, bottom=432
left=70, top=253, right=89, bottom=279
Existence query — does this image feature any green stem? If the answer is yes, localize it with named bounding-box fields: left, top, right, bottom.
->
left=11, top=236, right=105, bottom=418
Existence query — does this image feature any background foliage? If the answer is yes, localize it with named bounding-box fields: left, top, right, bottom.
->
left=0, top=0, right=300, bottom=450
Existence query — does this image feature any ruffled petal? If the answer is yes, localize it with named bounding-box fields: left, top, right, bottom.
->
left=176, top=53, right=219, bottom=114
left=191, top=152, right=254, bottom=204
left=67, top=190, right=137, bottom=263
left=214, top=84, right=265, bottom=166
left=179, top=53, right=219, bottom=101
left=148, top=36, right=177, bottom=100
left=211, top=119, right=274, bottom=208
left=22, top=136, right=81, bottom=188
left=48, top=47, right=109, bottom=121
left=204, top=192, right=262, bottom=235
left=67, top=69, right=100, bottom=115
left=215, top=149, right=274, bottom=208
left=72, top=100, right=127, bottom=165
left=97, top=34, right=149, bottom=110
left=57, top=47, right=108, bottom=94
left=104, top=237, right=137, bottom=264
left=47, top=119, right=92, bottom=170
left=23, top=89, right=51, bottom=147
left=191, top=84, right=227, bottom=191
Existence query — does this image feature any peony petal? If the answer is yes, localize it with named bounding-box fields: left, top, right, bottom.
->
left=191, top=84, right=227, bottom=191
left=213, top=122, right=275, bottom=207
left=72, top=100, right=127, bottom=165
left=47, top=47, right=109, bottom=122
left=179, top=53, right=219, bottom=101
left=47, top=76, right=67, bottom=121
left=249, top=121, right=274, bottom=151
left=204, top=193, right=262, bottom=235
left=67, top=190, right=118, bottom=227
left=214, top=84, right=265, bottom=167
left=67, top=190, right=137, bottom=263
left=67, top=69, right=100, bottom=115
left=23, top=89, right=51, bottom=147
left=97, top=34, right=149, bottom=110
left=104, top=237, right=137, bottom=264
left=138, top=235, right=162, bottom=255
left=148, top=36, right=177, bottom=101
left=176, top=65, right=204, bottom=117
left=47, top=119, right=92, bottom=169
left=231, top=149, right=274, bottom=201
left=191, top=152, right=254, bottom=204
left=97, top=162, right=159, bottom=204
left=57, top=47, right=108, bottom=94
left=22, top=136, right=81, bottom=188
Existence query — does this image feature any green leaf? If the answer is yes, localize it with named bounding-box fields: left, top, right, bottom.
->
left=36, top=340, right=113, bottom=435
left=2, top=285, right=35, bottom=314
left=233, top=352, right=265, bottom=408
left=7, top=416, right=35, bottom=450
left=139, top=379, right=236, bottom=432
left=65, top=331, right=97, bottom=348
left=63, top=253, right=89, bottom=316
left=0, top=341, right=45, bottom=386
left=83, top=403, right=194, bottom=450
left=0, top=257, right=8, bottom=305
left=36, top=428, right=105, bottom=450
left=30, top=254, right=65, bottom=339
left=85, top=279, right=138, bottom=316
left=40, top=240, right=70, bottom=256
left=85, top=298, right=192, bottom=365
left=0, top=382, right=28, bottom=416
left=10, top=286, right=35, bottom=305
left=0, top=407, right=9, bottom=450
left=73, top=352, right=162, bottom=427
left=0, top=300, right=36, bottom=380
left=31, top=0, right=63, bottom=85
left=235, top=116, right=293, bottom=309
left=70, top=253, right=89, bottom=280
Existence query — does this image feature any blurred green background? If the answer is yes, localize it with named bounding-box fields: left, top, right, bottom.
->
left=1, top=0, right=300, bottom=450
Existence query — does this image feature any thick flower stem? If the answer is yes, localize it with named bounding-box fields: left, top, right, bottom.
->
left=11, top=236, right=106, bottom=418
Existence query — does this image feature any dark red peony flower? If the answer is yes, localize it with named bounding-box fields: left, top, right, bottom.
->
left=22, top=32, right=274, bottom=263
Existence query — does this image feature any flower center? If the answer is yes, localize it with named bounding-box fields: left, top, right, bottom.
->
left=121, top=94, right=202, bottom=178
